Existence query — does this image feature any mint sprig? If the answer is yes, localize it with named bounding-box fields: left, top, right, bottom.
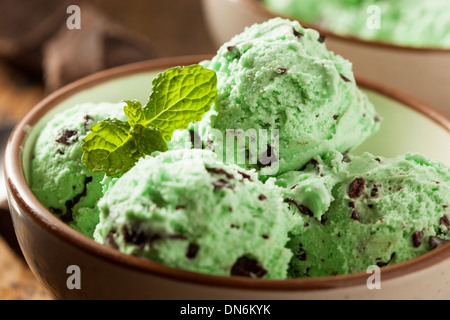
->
left=82, top=64, right=217, bottom=176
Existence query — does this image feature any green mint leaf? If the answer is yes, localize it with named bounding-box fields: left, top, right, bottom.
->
left=82, top=64, right=217, bottom=176
left=123, top=99, right=146, bottom=126
left=144, top=64, right=217, bottom=140
left=82, top=119, right=140, bottom=176
left=131, top=124, right=168, bottom=155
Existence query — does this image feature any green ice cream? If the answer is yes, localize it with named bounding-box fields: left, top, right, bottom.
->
left=262, top=0, right=450, bottom=48
left=94, top=149, right=294, bottom=278
left=202, top=18, right=379, bottom=176
left=30, top=102, right=127, bottom=238
left=277, top=152, right=450, bottom=277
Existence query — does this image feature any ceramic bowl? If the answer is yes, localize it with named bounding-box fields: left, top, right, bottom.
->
left=4, top=55, right=450, bottom=300
left=200, top=0, right=450, bottom=116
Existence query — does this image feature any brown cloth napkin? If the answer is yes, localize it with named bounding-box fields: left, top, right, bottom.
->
left=0, top=0, right=158, bottom=92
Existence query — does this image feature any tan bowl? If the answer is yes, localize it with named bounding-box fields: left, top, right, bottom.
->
left=4, top=55, right=450, bottom=300
left=201, top=0, right=450, bottom=116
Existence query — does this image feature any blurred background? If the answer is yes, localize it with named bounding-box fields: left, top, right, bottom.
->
left=0, top=0, right=215, bottom=300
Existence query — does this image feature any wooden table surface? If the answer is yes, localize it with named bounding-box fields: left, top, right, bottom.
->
left=0, top=62, right=49, bottom=300
left=0, top=0, right=216, bottom=300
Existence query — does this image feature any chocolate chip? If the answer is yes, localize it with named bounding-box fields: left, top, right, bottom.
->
left=56, top=149, right=64, bottom=155
left=49, top=207, right=63, bottom=215
left=227, top=45, right=238, bottom=52
left=318, top=35, right=326, bottom=43
left=83, top=115, right=92, bottom=131
left=293, top=28, right=304, bottom=38
left=295, top=244, right=307, bottom=261
left=258, top=194, right=267, bottom=201
left=186, top=243, right=199, bottom=259
left=374, top=115, right=382, bottom=122
left=348, top=178, right=366, bottom=199
left=230, top=224, right=240, bottom=229
left=175, top=205, right=186, bottom=210
left=206, top=167, right=235, bottom=179
left=55, top=130, right=78, bottom=145
left=61, top=176, right=93, bottom=223
left=440, top=216, right=450, bottom=232
left=284, top=198, right=314, bottom=218
left=376, top=252, right=396, bottom=268
left=370, top=185, right=379, bottom=198
left=238, top=170, right=253, bottom=181
left=275, top=68, right=287, bottom=74
left=320, top=215, right=328, bottom=225
left=429, top=236, right=449, bottom=249
left=226, top=46, right=241, bottom=59
left=262, top=235, right=269, bottom=240
left=122, top=224, right=148, bottom=246
left=340, top=74, right=351, bottom=83
left=212, top=179, right=234, bottom=190
left=375, top=157, right=381, bottom=163
left=106, top=231, right=119, bottom=250
left=349, top=201, right=360, bottom=222
left=230, top=256, right=268, bottom=278
left=342, top=150, right=351, bottom=163
left=412, top=231, right=424, bottom=248
left=333, top=115, right=339, bottom=120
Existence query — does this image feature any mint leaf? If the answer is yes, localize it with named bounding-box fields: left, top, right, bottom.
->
left=123, top=99, right=146, bottom=126
left=82, top=64, right=217, bottom=176
left=82, top=119, right=140, bottom=176
left=131, top=124, right=168, bottom=155
left=144, top=64, right=217, bottom=140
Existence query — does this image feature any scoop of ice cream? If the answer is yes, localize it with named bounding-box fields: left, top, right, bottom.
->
left=263, top=0, right=450, bottom=48
left=94, top=149, right=293, bottom=278
left=201, top=18, right=380, bottom=176
left=30, top=102, right=127, bottom=238
left=277, top=152, right=450, bottom=277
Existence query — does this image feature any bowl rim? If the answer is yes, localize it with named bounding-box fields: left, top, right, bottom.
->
left=5, top=55, right=450, bottom=292
left=237, top=0, right=450, bottom=53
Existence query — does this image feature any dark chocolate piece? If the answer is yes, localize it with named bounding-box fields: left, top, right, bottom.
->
left=348, top=177, right=366, bottom=199
left=212, top=179, right=234, bottom=190
left=262, top=235, right=269, bottom=240
left=349, top=201, right=360, bottom=222
left=186, top=243, right=199, bottom=259
left=340, top=74, right=351, bottom=83
left=376, top=252, right=396, bottom=268
left=55, top=129, right=78, bottom=145
left=258, top=194, right=267, bottom=201
left=230, top=256, right=268, bottom=278
left=318, top=35, right=326, bottom=43
left=440, top=216, right=450, bottom=229
left=275, top=67, right=287, bottom=74
left=429, top=236, right=449, bottom=249
left=293, top=28, right=304, bottom=38
left=61, top=176, right=93, bottom=223
left=296, top=244, right=307, bottom=261
left=370, top=185, right=379, bottom=198
left=206, top=167, right=235, bottom=179
left=284, top=198, right=314, bottom=218
left=412, top=231, right=424, bottom=248
left=83, top=115, right=92, bottom=131
left=238, top=170, right=253, bottom=181
left=333, top=115, right=339, bottom=120
left=106, top=231, right=119, bottom=250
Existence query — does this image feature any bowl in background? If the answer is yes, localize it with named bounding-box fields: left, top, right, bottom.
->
left=4, top=56, right=450, bottom=299
left=201, top=0, right=450, bottom=116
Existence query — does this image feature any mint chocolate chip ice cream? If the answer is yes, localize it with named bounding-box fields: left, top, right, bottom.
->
left=201, top=18, right=380, bottom=176
left=277, top=152, right=450, bottom=277
left=30, top=102, right=127, bottom=238
left=262, top=0, right=450, bottom=48
left=94, top=149, right=294, bottom=278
